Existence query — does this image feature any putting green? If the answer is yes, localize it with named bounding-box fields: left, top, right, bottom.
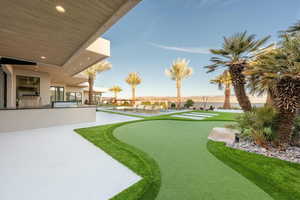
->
left=114, top=120, right=272, bottom=200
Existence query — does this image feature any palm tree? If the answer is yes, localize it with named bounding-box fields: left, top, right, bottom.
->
left=246, top=46, right=277, bottom=107
left=83, top=61, right=112, bottom=104
left=210, top=70, right=232, bottom=109
left=246, top=72, right=275, bottom=107
left=205, top=31, right=271, bottom=112
left=109, top=86, right=122, bottom=101
left=125, top=72, right=141, bottom=104
left=244, top=35, right=300, bottom=149
left=165, top=58, right=193, bottom=109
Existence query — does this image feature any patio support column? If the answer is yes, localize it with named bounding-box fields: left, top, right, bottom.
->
left=2, top=65, right=15, bottom=108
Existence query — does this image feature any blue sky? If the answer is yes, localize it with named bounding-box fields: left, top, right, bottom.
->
left=96, top=0, right=300, bottom=98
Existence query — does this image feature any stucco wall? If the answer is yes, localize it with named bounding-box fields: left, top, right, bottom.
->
left=0, top=107, right=96, bottom=132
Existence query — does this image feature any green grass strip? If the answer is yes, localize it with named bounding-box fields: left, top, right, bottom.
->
left=207, top=140, right=300, bottom=200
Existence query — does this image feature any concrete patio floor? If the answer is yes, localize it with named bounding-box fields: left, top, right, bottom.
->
left=0, top=112, right=142, bottom=200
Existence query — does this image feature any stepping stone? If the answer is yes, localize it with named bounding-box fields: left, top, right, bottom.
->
left=181, top=113, right=214, bottom=117
left=191, top=112, right=218, bottom=116
left=208, top=127, right=239, bottom=145
left=171, top=115, right=205, bottom=120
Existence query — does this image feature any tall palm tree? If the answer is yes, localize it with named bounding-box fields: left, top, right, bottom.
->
left=165, top=58, right=193, bottom=109
left=109, top=86, right=122, bottom=101
left=125, top=72, right=141, bottom=104
left=84, top=61, right=112, bottom=104
left=244, top=35, right=300, bottom=149
left=210, top=70, right=232, bottom=109
left=205, top=31, right=271, bottom=112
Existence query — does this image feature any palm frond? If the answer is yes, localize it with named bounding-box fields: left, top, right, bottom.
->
left=125, top=72, right=142, bottom=86
left=83, top=60, right=112, bottom=77
left=210, top=70, right=231, bottom=90
left=109, top=85, right=122, bottom=93
left=205, top=31, right=271, bottom=73
left=165, top=58, right=193, bottom=80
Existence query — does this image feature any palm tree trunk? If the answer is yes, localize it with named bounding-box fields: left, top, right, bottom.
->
left=223, top=86, right=231, bottom=109
left=276, top=110, right=296, bottom=149
left=275, top=77, right=300, bottom=149
left=132, top=86, right=136, bottom=105
left=88, top=76, right=94, bottom=105
left=265, top=90, right=273, bottom=107
left=176, top=80, right=181, bottom=109
left=229, top=65, right=252, bottom=112
left=113, top=92, right=117, bottom=104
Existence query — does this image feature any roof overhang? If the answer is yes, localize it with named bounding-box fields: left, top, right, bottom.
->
left=11, top=64, right=88, bottom=86
left=80, top=82, right=108, bottom=93
left=0, top=0, right=141, bottom=75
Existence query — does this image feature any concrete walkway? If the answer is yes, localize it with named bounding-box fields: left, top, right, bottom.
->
left=0, top=112, right=142, bottom=200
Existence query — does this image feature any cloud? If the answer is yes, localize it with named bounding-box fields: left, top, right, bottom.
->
left=149, top=43, right=211, bottom=54
left=184, top=0, right=239, bottom=8
left=221, top=0, right=240, bottom=6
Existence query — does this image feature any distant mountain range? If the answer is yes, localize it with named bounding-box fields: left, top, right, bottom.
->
left=135, top=95, right=266, bottom=103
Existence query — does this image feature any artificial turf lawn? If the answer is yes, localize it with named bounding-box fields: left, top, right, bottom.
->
left=208, top=141, right=300, bottom=200
left=114, top=120, right=272, bottom=200
left=77, top=111, right=300, bottom=200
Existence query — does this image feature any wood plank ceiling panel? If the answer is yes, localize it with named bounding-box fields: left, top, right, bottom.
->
left=0, top=0, right=126, bottom=66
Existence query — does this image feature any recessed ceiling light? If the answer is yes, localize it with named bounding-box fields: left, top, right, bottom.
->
left=41, top=56, right=46, bottom=59
left=56, top=5, right=65, bottom=13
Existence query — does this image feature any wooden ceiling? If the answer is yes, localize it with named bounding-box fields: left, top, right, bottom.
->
left=0, top=0, right=140, bottom=69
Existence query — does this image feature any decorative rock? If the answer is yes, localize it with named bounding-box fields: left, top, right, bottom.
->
left=228, top=140, right=300, bottom=164
left=208, top=128, right=239, bottom=145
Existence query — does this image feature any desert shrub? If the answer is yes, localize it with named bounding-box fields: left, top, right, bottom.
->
left=170, top=103, right=176, bottom=109
left=158, top=102, right=168, bottom=109
left=122, top=101, right=130, bottom=106
left=235, top=106, right=278, bottom=147
left=142, top=101, right=152, bottom=106
left=184, top=99, right=194, bottom=108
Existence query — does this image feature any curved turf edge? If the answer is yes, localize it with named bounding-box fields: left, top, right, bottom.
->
left=73, top=112, right=238, bottom=200
left=207, top=140, right=300, bottom=200
left=75, top=120, right=161, bottom=200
